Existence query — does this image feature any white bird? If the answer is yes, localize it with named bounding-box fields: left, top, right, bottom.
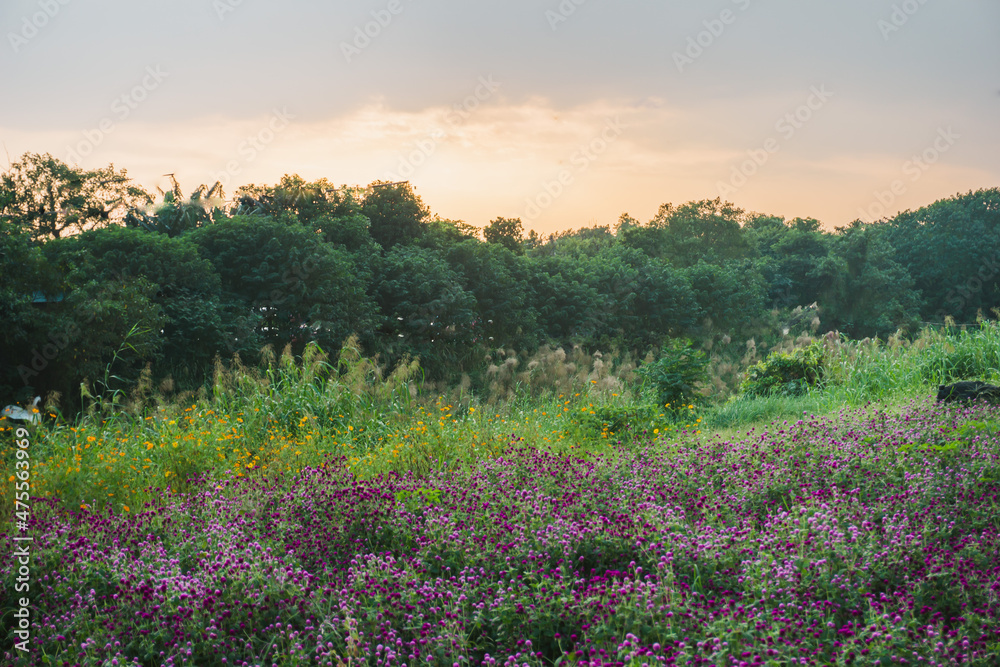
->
left=2, top=396, right=41, bottom=424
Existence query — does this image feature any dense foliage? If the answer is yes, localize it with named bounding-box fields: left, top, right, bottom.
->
left=740, top=342, right=826, bottom=398
left=636, top=339, right=708, bottom=410
left=2, top=151, right=999, bottom=416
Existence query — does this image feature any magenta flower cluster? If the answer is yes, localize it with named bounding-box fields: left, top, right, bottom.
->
left=3, top=400, right=1000, bottom=666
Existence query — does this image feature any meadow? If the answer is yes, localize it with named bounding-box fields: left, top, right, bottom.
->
left=3, top=323, right=1000, bottom=665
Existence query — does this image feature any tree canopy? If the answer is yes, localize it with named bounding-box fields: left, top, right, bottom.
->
left=2, top=151, right=994, bottom=413
left=2, top=152, right=150, bottom=242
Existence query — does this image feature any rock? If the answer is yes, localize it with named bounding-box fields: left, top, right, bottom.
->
left=937, top=381, right=1000, bottom=403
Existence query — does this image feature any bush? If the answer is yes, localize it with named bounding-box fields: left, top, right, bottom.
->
left=572, top=403, right=661, bottom=437
left=637, top=339, right=708, bottom=411
left=740, top=341, right=825, bottom=397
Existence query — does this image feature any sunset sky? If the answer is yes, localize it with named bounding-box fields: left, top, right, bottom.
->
left=2, top=0, right=997, bottom=234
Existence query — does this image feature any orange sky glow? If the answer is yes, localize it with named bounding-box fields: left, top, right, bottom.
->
left=2, top=0, right=997, bottom=235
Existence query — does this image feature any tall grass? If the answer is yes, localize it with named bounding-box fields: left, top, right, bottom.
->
left=1, top=338, right=669, bottom=519
left=478, top=343, right=641, bottom=403
left=7, top=318, right=1000, bottom=518
left=705, top=318, right=1000, bottom=429
left=208, top=335, right=421, bottom=446
left=825, top=318, right=1000, bottom=397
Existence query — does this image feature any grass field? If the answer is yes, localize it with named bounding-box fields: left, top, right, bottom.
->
left=3, top=323, right=1000, bottom=665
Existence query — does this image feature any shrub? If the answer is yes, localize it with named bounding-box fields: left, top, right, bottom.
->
left=637, top=339, right=708, bottom=411
left=740, top=341, right=825, bottom=397
left=572, top=403, right=661, bottom=437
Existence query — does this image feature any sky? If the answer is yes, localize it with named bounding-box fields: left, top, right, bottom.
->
left=1, top=0, right=998, bottom=235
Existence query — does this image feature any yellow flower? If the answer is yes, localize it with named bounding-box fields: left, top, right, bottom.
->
left=123, top=505, right=130, bottom=512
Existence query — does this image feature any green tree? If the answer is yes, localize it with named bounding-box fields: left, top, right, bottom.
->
left=746, top=215, right=831, bottom=309
left=882, top=188, right=1000, bottom=323
left=311, top=211, right=382, bottom=293
left=618, top=216, right=669, bottom=259
left=43, top=227, right=255, bottom=387
left=654, top=199, right=754, bottom=267
left=8, top=265, right=166, bottom=413
left=568, top=246, right=698, bottom=349
left=418, top=217, right=480, bottom=253
left=233, top=175, right=362, bottom=226
left=313, top=212, right=377, bottom=253
left=533, top=224, right=615, bottom=258
left=125, top=175, right=225, bottom=237
left=0, top=220, right=53, bottom=403
left=483, top=217, right=524, bottom=254
left=375, top=246, right=477, bottom=374
left=445, top=240, right=537, bottom=349
left=813, top=221, right=920, bottom=338
left=68, top=277, right=166, bottom=401
left=189, top=216, right=378, bottom=356
left=684, top=259, right=767, bottom=337
left=1, top=152, right=150, bottom=241
left=637, top=339, right=709, bottom=411
left=361, top=181, right=430, bottom=250
left=525, top=256, right=605, bottom=343
left=618, top=199, right=754, bottom=266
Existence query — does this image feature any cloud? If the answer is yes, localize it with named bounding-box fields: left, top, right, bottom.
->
left=1, top=0, right=997, bottom=232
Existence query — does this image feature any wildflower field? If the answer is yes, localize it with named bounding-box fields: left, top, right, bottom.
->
left=4, top=325, right=1000, bottom=666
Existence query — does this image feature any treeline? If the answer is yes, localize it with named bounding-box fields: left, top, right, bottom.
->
left=1, top=152, right=998, bottom=412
